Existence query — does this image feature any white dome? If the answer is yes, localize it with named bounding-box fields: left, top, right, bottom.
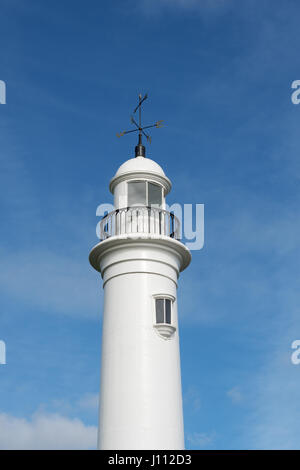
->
left=109, top=156, right=171, bottom=195
left=114, top=157, right=166, bottom=178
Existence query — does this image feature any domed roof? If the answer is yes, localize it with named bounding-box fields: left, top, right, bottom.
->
left=109, top=156, right=171, bottom=195
left=114, top=157, right=166, bottom=178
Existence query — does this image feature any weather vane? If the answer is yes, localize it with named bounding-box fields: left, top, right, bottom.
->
left=117, top=93, right=163, bottom=158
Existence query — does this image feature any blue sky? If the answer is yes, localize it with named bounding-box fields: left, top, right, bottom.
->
left=0, top=0, right=300, bottom=449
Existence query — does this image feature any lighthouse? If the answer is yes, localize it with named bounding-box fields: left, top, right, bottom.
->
left=89, top=95, right=191, bottom=450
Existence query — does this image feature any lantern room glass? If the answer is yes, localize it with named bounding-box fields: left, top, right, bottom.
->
left=128, top=181, right=147, bottom=206
left=128, top=181, right=162, bottom=207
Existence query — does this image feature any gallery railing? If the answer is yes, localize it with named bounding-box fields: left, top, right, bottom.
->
left=99, top=206, right=180, bottom=241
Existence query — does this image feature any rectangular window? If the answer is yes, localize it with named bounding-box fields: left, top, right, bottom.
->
left=165, top=299, right=171, bottom=324
left=128, top=182, right=147, bottom=206
left=128, top=181, right=162, bottom=207
left=155, top=298, right=172, bottom=324
left=148, top=182, right=162, bottom=206
left=156, top=299, right=164, bottom=323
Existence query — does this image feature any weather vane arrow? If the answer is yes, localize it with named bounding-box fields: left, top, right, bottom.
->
left=116, top=93, right=164, bottom=157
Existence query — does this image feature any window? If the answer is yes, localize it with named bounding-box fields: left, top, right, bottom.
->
left=128, top=181, right=146, bottom=206
left=154, top=297, right=176, bottom=339
left=148, top=182, right=162, bottom=206
left=155, top=298, right=172, bottom=324
left=128, top=181, right=162, bottom=207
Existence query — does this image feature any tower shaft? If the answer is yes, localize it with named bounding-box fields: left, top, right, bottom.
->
left=97, top=239, right=185, bottom=449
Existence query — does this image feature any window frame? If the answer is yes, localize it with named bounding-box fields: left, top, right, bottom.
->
left=148, top=181, right=163, bottom=207
left=127, top=180, right=163, bottom=208
left=153, top=295, right=175, bottom=326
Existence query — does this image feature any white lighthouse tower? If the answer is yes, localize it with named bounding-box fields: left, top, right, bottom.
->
left=89, top=95, right=191, bottom=450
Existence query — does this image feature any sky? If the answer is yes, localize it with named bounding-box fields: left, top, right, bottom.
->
left=0, top=0, right=300, bottom=450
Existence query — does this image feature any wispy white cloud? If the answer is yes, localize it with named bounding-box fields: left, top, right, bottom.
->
left=0, top=248, right=102, bottom=318
left=227, top=386, right=243, bottom=404
left=0, top=410, right=97, bottom=450
left=187, top=431, right=216, bottom=448
left=245, top=314, right=300, bottom=449
left=184, top=386, right=201, bottom=411
left=77, top=393, right=99, bottom=411
left=37, top=393, right=99, bottom=424
left=179, top=195, right=300, bottom=327
left=0, top=107, right=104, bottom=320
